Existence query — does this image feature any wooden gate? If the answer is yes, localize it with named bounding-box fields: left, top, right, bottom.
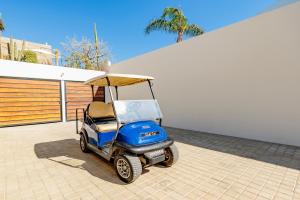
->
left=0, top=77, right=61, bottom=127
left=65, top=81, right=104, bottom=121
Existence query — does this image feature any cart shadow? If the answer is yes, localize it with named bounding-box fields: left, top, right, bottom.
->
left=34, top=139, right=128, bottom=185
left=165, top=127, right=300, bottom=170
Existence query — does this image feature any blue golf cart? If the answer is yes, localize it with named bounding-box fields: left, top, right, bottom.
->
left=76, top=73, right=178, bottom=183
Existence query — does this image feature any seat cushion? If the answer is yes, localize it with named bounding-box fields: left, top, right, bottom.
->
left=96, top=122, right=118, bottom=132
left=88, top=101, right=114, bottom=119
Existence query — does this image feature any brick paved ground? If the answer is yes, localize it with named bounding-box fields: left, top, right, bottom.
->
left=0, top=122, right=300, bottom=200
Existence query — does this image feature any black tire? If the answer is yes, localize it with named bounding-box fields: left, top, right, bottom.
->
left=162, top=144, right=179, bottom=167
left=114, top=154, right=142, bottom=183
left=80, top=133, right=90, bottom=153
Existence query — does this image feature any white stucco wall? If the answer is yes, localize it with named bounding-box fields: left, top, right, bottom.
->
left=111, top=2, right=300, bottom=146
left=0, top=59, right=104, bottom=81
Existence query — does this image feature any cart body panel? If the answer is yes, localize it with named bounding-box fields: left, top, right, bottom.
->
left=117, top=120, right=168, bottom=146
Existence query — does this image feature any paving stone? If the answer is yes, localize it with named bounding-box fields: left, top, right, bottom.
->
left=0, top=122, right=300, bottom=200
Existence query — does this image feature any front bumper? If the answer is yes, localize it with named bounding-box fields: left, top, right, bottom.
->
left=115, top=138, right=174, bottom=154
left=144, top=149, right=166, bottom=165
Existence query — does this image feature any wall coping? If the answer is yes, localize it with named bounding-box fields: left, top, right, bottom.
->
left=0, top=59, right=104, bottom=81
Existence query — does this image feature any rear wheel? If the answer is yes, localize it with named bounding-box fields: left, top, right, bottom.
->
left=114, top=154, right=142, bottom=183
left=162, top=144, right=179, bottom=167
left=80, top=133, right=90, bottom=153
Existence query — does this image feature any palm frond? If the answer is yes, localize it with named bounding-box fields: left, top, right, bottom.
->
left=0, top=19, right=4, bottom=32
left=161, top=7, right=187, bottom=32
left=161, top=7, right=182, bottom=19
left=184, top=24, right=204, bottom=37
left=145, top=19, right=175, bottom=34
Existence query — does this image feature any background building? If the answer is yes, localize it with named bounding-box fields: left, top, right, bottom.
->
left=0, top=36, right=53, bottom=65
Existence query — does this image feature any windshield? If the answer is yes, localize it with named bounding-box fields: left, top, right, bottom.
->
left=113, top=100, right=163, bottom=123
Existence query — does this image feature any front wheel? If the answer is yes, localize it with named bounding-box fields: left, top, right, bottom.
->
left=80, top=133, right=90, bottom=153
left=114, top=154, right=142, bottom=183
left=162, top=144, right=179, bottom=167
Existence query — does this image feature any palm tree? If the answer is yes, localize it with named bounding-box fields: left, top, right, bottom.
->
left=0, top=13, right=4, bottom=32
left=145, top=7, right=204, bottom=43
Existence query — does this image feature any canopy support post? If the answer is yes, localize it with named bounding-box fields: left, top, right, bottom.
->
left=105, top=77, right=113, bottom=100
left=147, top=79, right=162, bottom=126
left=147, top=80, right=155, bottom=99
left=91, top=85, right=95, bottom=101
left=105, top=77, right=120, bottom=157
left=115, top=86, right=119, bottom=100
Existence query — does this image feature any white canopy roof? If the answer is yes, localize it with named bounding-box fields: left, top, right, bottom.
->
left=84, top=73, right=154, bottom=86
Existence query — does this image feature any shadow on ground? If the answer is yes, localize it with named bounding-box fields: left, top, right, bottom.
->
left=34, top=139, right=126, bottom=185
left=34, top=127, right=300, bottom=184
left=165, top=127, right=300, bottom=170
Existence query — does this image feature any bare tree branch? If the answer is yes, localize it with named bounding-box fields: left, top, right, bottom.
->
left=61, top=37, right=110, bottom=70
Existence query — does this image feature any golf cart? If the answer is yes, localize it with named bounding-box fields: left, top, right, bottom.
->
left=76, top=73, right=178, bottom=183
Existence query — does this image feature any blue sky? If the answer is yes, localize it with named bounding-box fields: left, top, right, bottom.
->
left=1, top=0, right=297, bottom=63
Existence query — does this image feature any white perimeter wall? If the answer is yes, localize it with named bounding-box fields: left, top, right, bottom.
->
left=111, top=2, right=300, bottom=146
left=0, top=59, right=104, bottom=81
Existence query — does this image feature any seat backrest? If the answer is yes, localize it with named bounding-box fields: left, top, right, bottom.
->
left=88, top=101, right=115, bottom=118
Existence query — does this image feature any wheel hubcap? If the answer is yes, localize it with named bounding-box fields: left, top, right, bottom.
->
left=80, top=137, right=85, bottom=149
left=116, top=158, right=130, bottom=179
left=165, top=149, right=171, bottom=161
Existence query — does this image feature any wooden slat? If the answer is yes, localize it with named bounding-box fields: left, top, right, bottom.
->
left=67, top=117, right=81, bottom=121
left=67, top=117, right=78, bottom=120
left=67, top=114, right=84, bottom=120
left=66, top=102, right=90, bottom=105
left=66, top=86, right=91, bottom=90
left=67, top=105, right=87, bottom=110
left=67, top=113, right=82, bottom=117
left=0, top=113, right=60, bottom=122
left=0, top=105, right=60, bottom=112
left=65, top=82, right=89, bottom=87
left=66, top=92, right=103, bottom=98
left=0, top=83, right=59, bottom=89
left=67, top=90, right=103, bottom=94
left=1, top=102, right=60, bottom=107
left=67, top=109, right=84, bottom=113
left=0, top=88, right=59, bottom=94
left=66, top=90, right=92, bottom=94
left=66, top=91, right=92, bottom=96
left=0, top=118, right=60, bottom=127
left=67, top=110, right=85, bottom=118
left=0, top=97, right=60, bottom=102
left=0, top=78, right=59, bottom=85
left=67, top=115, right=83, bottom=121
left=67, top=111, right=85, bottom=116
left=67, top=97, right=93, bottom=102
left=67, top=110, right=85, bottom=115
left=0, top=93, right=60, bottom=98
left=67, top=106, right=86, bottom=121
left=66, top=94, right=94, bottom=98
left=0, top=110, right=60, bottom=117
